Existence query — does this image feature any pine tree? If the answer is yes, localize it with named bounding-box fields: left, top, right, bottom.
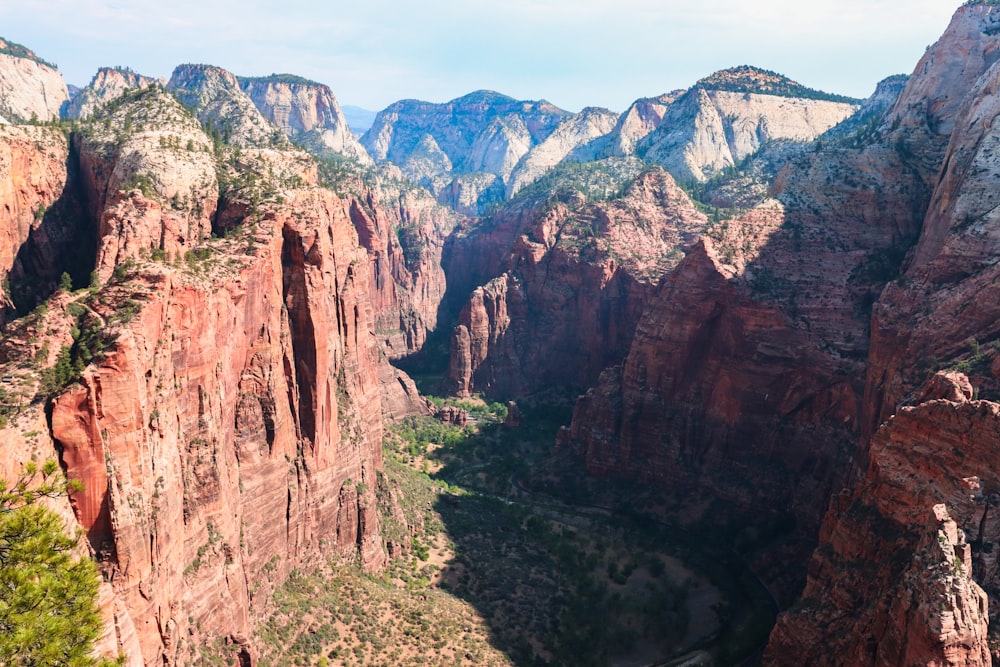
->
left=0, top=462, right=121, bottom=666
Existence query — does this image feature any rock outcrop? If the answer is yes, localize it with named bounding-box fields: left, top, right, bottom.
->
left=238, top=74, right=372, bottom=164
left=73, top=86, right=218, bottom=283
left=167, top=65, right=284, bottom=148
left=639, top=66, right=858, bottom=182
left=0, top=37, right=68, bottom=122
left=506, top=107, right=619, bottom=196
left=766, top=377, right=992, bottom=666
left=822, top=74, right=909, bottom=144
left=66, top=67, right=162, bottom=120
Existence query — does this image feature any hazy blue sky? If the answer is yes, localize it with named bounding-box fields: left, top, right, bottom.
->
left=0, top=1, right=962, bottom=112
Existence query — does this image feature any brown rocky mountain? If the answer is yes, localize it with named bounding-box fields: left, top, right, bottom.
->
left=8, top=4, right=1000, bottom=665
left=553, top=3, right=1000, bottom=665
left=554, top=15, right=947, bottom=630
left=767, top=4, right=1000, bottom=664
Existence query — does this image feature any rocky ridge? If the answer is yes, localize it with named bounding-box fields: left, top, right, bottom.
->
left=590, top=92, right=681, bottom=159
left=66, top=68, right=163, bottom=120
left=166, top=65, right=286, bottom=148
left=361, top=91, right=571, bottom=212
left=639, top=76, right=858, bottom=182
left=505, top=106, right=620, bottom=196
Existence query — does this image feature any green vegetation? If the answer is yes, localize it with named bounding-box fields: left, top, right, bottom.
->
left=0, top=36, right=57, bottom=69
left=259, top=396, right=773, bottom=666
left=241, top=73, right=324, bottom=87
left=694, top=65, right=862, bottom=104
left=509, top=158, right=644, bottom=210
left=37, top=298, right=116, bottom=398
left=0, top=462, right=120, bottom=667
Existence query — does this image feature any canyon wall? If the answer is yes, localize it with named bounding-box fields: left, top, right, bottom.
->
left=0, top=79, right=393, bottom=667
left=768, top=5, right=1000, bottom=664
left=445, top=165, right=707, bottom=397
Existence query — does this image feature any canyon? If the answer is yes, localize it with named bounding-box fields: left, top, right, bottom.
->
left=2, top=3, right=1000, bottom=666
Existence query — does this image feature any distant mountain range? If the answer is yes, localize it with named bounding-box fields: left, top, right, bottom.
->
left=341, top=104, right=377, bottom=135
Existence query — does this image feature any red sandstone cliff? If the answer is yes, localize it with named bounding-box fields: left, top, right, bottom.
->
left=0, top=124, right=73, bottom=314
left=0, top=80, right=394, bottom=667
left=765, top=375, right=992, bottom=666
left=346, top=177, right=456, bottom=360
left=561, top=236, right=859, bottom=537
left=445, top=166, right=707, bottom=397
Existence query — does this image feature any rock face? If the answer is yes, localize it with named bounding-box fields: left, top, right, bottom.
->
left=593, top=92, right=681, bottom=159
left=639, top=66, right=858, bottom=182
left=446, top=165, right=707, bottom=397
left=0, top=124, right=76, bottom=314
left=361, top=90, right=571, bottom=211
left=66, top=68, right=162, bottom=120
left=822, top=74, right=909, bottom=144
left=765, top=377, right=992, bottom=667
left=0, top=37, right=68, bottom=121
left=347, top=175, right=457, bottom=359
left=0, top=79, right=392, bottom=666
left=506, top=107, right=619, bottom=196
left=167, top=65, right=284, bottom=148
left=238, top=75, right=372, bottom=164
left=561, top=238, right=860, bottom=544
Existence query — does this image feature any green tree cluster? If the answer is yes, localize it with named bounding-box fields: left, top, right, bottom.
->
left=0, top=461, right=120, bottom=667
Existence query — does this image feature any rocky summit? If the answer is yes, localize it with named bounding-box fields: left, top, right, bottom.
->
left=5, top=4, right=1000, bottom=667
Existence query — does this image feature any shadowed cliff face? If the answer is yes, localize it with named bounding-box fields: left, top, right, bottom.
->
left=443, top=165, right=707, bottom=398
left=0, top=85, right=401, bottom=666
left=0, top=125, right=97, bottom=318
left=557, top=14, right=939, bottom=624
left=764, top=5, right=1000, bottom=665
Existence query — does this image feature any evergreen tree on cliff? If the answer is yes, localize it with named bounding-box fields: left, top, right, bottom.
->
left=0, top=461, right=120, bottom=666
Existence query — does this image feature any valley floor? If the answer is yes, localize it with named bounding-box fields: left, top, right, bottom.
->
left=249, top=398, right=775, bottom=667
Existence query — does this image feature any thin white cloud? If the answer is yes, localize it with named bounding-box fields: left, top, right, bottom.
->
left=0, top=0, right=965, bottom=110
